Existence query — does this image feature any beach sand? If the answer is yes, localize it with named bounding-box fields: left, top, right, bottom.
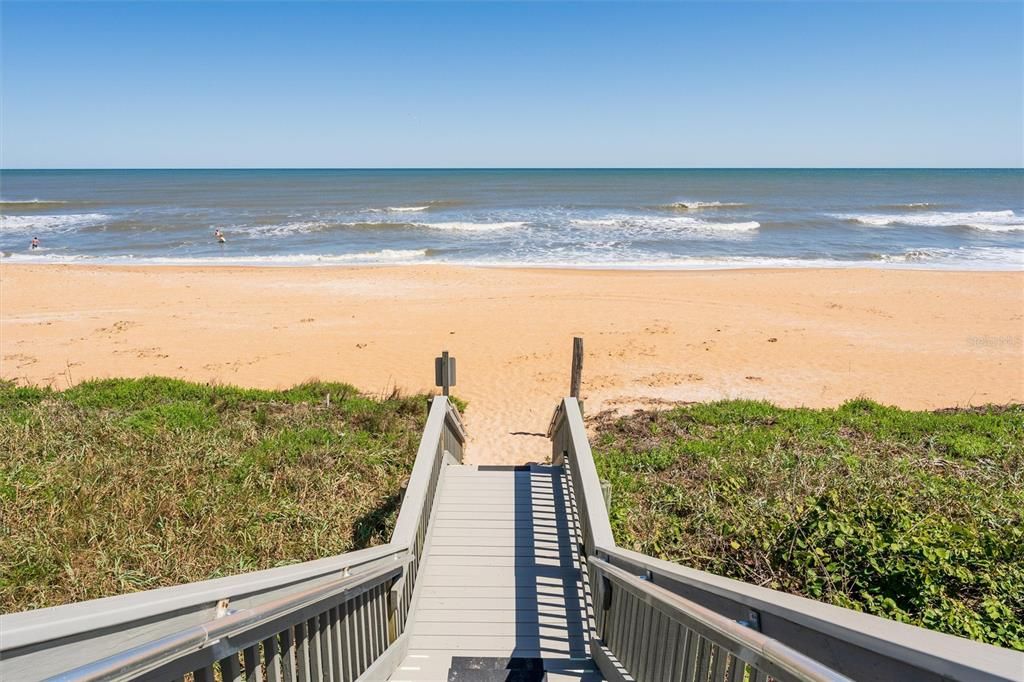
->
left=2, top=264, right=1021, bottom=464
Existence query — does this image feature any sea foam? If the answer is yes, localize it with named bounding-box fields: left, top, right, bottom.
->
left=661, top=201, right=746, bottom=210
left=0, top=199, right=69, bottom=206
left=4, top=249, right=431, bottom=266
left=413, top=221, right=527, bottom=232
left=571, top=215, right=760, bottom=232
left=0, top=213, right=109, bottom=233
left=242, top=221, right=330, bottom=237
left=839, top=210, right=1023, bottom=232
left=365, top=206, right=431, bottom=213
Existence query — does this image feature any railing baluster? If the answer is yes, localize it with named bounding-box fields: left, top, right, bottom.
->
left=243, top=644, right=262, bottom=682
left=381, top=586, right=389, bottom=654
left=728, top=654, right=746, bottom=682
left=374, top=587, right=383, bottom=660
left=342, top=596, right=355, bottom=681
left=296, top=620, right=310, bottom=682
left=329, top=606, right=343, bottom=682
left=681, top=628, right=698, bottom=682
left=264, top=634, right=283, bottom=682
left=696, top=638, right=713, bottom=682
left=308, top=615, right=322, bottom=681
left=280, top=625, right=297, bottom=682
left=356, top=591, right=368, bottom=674
left=374, top=586, right=384, bottom=660
left=653, top=611, right=668, bottom=682
left=318, top=611, right=332, bottom=682
left=635, top=602, right=650, bottom=681
left=628, top=590, right=642, bottom=673
left=366, top=589, right=377, bottom=664
left=609, top=579, right=623, bottom=651
left=711, top=643, right=727, bottom=681
left=348, top=596, right=360, bottom=676
left=220, top=653, right=243, bottom=682
left=193, top=666, right=215, bottom=682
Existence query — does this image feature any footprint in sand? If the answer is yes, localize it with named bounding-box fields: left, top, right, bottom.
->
left=641, top=372, right=703, bottom=386
left=3, top=353, right=38, bottom=369
left=96, top=320, right=139, bottom=336
left=135, top=347, right=169, bottom=359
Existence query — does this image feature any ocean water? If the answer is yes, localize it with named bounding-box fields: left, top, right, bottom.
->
left=1, top=169, right=1021, bottom=269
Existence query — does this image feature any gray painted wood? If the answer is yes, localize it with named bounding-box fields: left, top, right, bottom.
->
left=390, top=464, right=600, bottom=681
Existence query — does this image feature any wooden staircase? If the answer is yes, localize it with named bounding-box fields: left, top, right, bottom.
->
left=388, top=464, right=602, bottom=681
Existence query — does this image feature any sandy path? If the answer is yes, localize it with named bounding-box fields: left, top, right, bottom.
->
left=2, top=264, right=1021, bottom=464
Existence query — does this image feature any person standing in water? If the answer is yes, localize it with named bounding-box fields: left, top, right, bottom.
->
left=214, top=229, right=226, bottom=244
left=30, top=236, right=40, bottom=250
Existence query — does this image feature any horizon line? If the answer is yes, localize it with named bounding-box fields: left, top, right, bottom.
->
left=3, top=166, right=1023, bottom=172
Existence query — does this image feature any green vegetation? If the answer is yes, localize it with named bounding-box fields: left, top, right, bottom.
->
left=592, top=399, right=1024, bottom=650
left=0, top=377, right=428, bottom=613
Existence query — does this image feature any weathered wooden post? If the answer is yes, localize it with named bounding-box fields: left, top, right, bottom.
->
left=570, top=337, right=584, bottom=399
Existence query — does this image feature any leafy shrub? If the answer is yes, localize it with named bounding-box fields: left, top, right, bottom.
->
left=593, top=400, right=1024, bottom=650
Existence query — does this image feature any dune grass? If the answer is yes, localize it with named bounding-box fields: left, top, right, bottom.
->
left=591, top=399, right=1024, bottom=650
left=0, top=377, right=428, bottom=614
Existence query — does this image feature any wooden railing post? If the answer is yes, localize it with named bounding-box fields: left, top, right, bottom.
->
left=570, top=337, right=583, bottom=399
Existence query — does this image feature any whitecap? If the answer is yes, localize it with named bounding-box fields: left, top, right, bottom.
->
left=364, top=206, right=432, bottom=214
left=570, top=219, right=620, bottom=227
left=3, top=249, right=432, bottom=266
left=877, top=249, right=937, bottom=263
left=661, top=201, right=746, bottom=210
left=836, top=210, right=1023, bottom=232
left=0, top=213, right=110, bottom=233
left=0, top=199, right=69, bottom=205
left=242, top=221, right=329, bottom=237
left=413, top=221, right=527, bottom=232
left=570, top=215, right=759, bottom=232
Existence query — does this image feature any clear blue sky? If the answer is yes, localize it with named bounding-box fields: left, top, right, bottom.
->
left=2, top=1, right=1021, bottom=168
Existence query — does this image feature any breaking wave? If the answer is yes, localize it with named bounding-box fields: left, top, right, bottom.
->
left=4, top=249, right=432, bottom=266
left=873, top=247, right=1023, bottom=267
left=571, top=215, right=760, bottom=232
left=238, top=218, right=529, bottom=234
left=365, top=206, right=431, bottom=213
left=838, top=210, right=1023, bottom=232
left=0, top=199, right=70, bottom=207
left=1, top=213, right=110, bottom=233
left=660, top=201, right=746, bottom=210
left=412, top=221, right=527, bottom=232
left=241, top=221, right=330, bottom=237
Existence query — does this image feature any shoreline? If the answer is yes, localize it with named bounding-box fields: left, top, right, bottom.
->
left=2, top=259, right=1022, bottom=273
left=3, top=264, right=1022, bottom=463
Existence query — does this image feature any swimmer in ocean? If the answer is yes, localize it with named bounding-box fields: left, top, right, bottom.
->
left=215, top=229, right=226, bottom=244
left=31, top=237, right=40, bottom=250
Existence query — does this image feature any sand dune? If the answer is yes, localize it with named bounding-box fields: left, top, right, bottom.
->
left=2, top=264, right=1021, bottom=463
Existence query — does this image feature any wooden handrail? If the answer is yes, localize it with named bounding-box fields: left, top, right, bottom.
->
left=592, top=557, right=852, bottom=682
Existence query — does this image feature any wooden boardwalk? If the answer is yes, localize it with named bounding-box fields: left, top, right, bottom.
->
left=389, top=464, right=602, bottom=681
